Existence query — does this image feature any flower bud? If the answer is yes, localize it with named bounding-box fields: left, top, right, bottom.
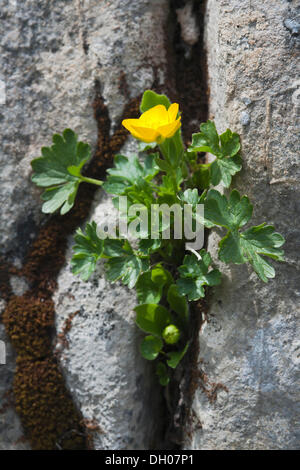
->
left=162, top=325, right=181, bottom=345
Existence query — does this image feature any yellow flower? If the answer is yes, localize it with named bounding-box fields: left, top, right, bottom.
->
left=122, top=103, right=181, bottom=144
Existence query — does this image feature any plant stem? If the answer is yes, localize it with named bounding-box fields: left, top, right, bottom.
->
left=79, top=175, right=103, bottom=186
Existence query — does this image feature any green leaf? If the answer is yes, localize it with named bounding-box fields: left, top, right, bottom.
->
left=138, top=141, right=157, bottom=152
left=151, top=266, right=173, bottom=288
left=105, top=154, right=143, bottom=185
left=167, top=284, right=188, bottom=318
left=179, top=188, right=200, bottom=206
left=102, top=177, right=128, bottom=195
left=140, top=90, right=171, bottom=113
left=155, top=156, right=172, bottom=173
left=135, top=303, right=171, bottom=337
left=167, top=343, right=189, bottom=369
left=143, top=153, right=160, bottom=181
left=140, top=336, right=163, bottom=361
left=218, top=230, right=245, bottom=264
left=71, top=223, right=151, bottom=286
left=103, top=238, right=127, bottom=257
left=188, top=121, right=242, bottom=187
left=71, top=221, right=104, bottom=281
left=136, top=271, right=162, bottom=304
left=241, top=223, right=285, bottom=260
left=205, top=190, right=285, bottom=281
left=210, top=154, right=242, bottom=188
left=204, top=189, right=253, bottom=230
left=190, top=163, right=211, bottom=190
left=31, top=129, right=91, bottom=214
left=177, top=251, right=221, bottom=301
left=188, top=120, right=220, bottom=154
left=219, top=128, right=241, bottom=157
left=103, top=154, right=157, bottom=212
left=178, top=188, right=214, bottom=229
left=156, top=170, right=184, bottom=203
left=156, top=362, right=170, bottom=386
left=219, top=223, right=285, bottom=282
left=105, top=251, right=149, bottom=289
left=138, top=238, right=161, bottom=255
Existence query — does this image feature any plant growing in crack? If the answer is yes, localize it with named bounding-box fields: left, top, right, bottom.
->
left=31, top=90, right=285, bottom=386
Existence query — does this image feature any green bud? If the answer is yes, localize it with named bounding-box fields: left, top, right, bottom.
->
left=162, top=325, right=181, bottom=345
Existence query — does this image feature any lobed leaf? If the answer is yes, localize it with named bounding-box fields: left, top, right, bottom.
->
left=105, top=251, right=149, bottom=289
left=71, top=221, right=104, bottom=281
left=136, top=271, right=162, bottom=304
left=31, top=129, right=91, bottom=214
left=204, top=189, right=253, bottom=229
left=219, top=223, right=285, bottom=282
left=177, top=251, right=221, bottom=301
left=188, top=121, right=242, bottom=188
left=204, top=190, right=285, bottom=281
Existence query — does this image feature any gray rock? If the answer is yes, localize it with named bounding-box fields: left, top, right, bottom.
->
left=241, top=97, right=252, bottom=106
left=176, top=1, right=200, bottom=46
left=186, top=0, right=300, bottom=450
left=284, top=19, right=300, bottom=36
left=240, top=111, right=251, bottom=126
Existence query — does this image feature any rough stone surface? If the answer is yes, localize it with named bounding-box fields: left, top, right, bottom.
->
left=185, top=0, right=300, bottom=450
left=0, top=0, right=168, bottom=450
left=0, top=0, right=168, bottom=258
left=176, top=1, right=200, bottom=46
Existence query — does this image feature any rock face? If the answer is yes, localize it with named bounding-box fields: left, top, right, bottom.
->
left=0, top=0, right=168, bottom=450
left=185, top=0, right=300, bottom=450
left=1, top=0, right=169, bottom=258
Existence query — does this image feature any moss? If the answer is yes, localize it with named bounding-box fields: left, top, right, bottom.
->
left=3, top=295, right=54, bottom=360
left=2, top=294, right=87, bottom=449
left=14, top=358, right=86, bottom=450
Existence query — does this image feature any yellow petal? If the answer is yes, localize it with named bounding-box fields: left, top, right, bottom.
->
left=122, top=119, right=146, bottom=140
left=168, top=103, right=179, bottom=122
left=139, top=105, right=169, bottom=127
left=130, top=124, right=159, bottom=143
left=157, top=118, right=181, bottom=138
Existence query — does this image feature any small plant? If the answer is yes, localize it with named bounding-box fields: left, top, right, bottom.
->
left=31, top=90, right=285, bottom=386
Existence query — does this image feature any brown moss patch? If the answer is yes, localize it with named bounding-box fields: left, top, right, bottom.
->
left=14, top=358, right=86, bottom=450
left=3, top=295, right=54, bottom=360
